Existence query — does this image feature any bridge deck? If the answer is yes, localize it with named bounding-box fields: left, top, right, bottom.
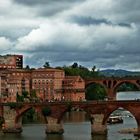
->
left=1, top=100, right=140, bottom=106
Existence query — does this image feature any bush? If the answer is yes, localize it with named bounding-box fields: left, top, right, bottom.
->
left=66, top=102, right=72, bottom=112
left=42, top=107, right=51, bottom=116
left=6, top=102, right=23, bottom=109
left=0, top=116, right=4, bottom=127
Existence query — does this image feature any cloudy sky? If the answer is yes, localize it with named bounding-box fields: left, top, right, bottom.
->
left=0, top=0, right=140, bottom=70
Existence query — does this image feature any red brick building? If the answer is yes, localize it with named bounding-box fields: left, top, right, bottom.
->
left=62, top=76, right=85, bottom=101
left=0, top=68, right=85, bottom=102
left=0, top=54, right=23, bottom=69
left=31, top=68, right=65, bottom=101
left=0, top=69, right=31, bottom=102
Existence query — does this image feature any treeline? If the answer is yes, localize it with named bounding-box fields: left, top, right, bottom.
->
left=117, top=83, right=140, bottom=92
left=56, top=62, right=101, bottom=79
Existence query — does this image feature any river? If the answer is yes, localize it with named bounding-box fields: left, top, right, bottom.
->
left=0, top=91, right=140, bottom=140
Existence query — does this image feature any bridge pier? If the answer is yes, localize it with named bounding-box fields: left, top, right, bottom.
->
left=90, top=114, right=107, bottom=135
left=107, top=89, right=116, bottom=100
left=2, top=106, right=22, bottom=133
left=46, top=117, right=64, bottom=134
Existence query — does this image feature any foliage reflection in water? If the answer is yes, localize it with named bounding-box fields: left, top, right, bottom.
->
left=46, top=135, right=64, bottom=140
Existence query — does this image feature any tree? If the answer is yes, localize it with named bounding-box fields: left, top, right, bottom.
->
left=22, top=108, right=35, bottom=123
left=25, top=65, right=30, bottom=70
left=85, top=84, right=106, bottom=100
left=0, top=117, right=4, bottom=127
left=43, top=62, right=50, bottom=68
left=92, top=65, right=96, bottom=72
left=30, top=90, right=37, bottom=98
left=71, top=62, right=78, bottom=68
left=42, top=107, right=51, bottom=116
left=22, top=91, right=29, bottom=98
left=16, top=92, right=24, bottom=102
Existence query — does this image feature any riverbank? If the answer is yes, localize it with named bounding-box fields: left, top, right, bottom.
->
left=118, top=128, right=137, bottom=134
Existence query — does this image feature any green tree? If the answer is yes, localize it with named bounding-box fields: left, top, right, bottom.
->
left=92, top=65, right=96, bottom=72
left=43, top=62, right=50, bottom=68
left=86, top=84, right=106, bottom=100
left=117, top=82, right=139, bottom=92
left=0, top=116, right=4, bottom=127
left=16, top=92, right=24, bottom=102
left=30, top=90, right=38, bottom=102
left=22, top=108, right=35, bottom=123
left=22, top=91, right=29, bottom=98
left=42, top=107, right=51, bottom=116
left=30, top=90, right=37, bottom=98
left=25, top=65, right=30, bottom=70
left=71, top=62, right=78, bottom=68
left=62, top=64, right=100, bottom=79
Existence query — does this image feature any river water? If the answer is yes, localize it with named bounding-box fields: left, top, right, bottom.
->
left=0, top=91, right=140, bottom=140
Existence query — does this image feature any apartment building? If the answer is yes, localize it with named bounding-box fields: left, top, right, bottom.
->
left=0, top=69, right=31, bottom=102
left=62, top=76, right=85, bottom=101
left=31, top=68, right=65, bottom=101
left=0, top=68, right=85, bottom=102
left=0, top=54, right=23, bottom=69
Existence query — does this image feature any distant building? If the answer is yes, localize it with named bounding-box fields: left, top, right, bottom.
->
left=62, top=76, right=85, bottom=101
left=0, top=54, right=23, bottom=69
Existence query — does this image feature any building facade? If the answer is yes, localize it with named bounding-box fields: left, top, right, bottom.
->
left=31, top=68, right=65, bottom=101
left=0, top=54, right=23, bottom=69
left=0, top=68, right=85, bottom=102
left=62, top=76, right=85, bottom=101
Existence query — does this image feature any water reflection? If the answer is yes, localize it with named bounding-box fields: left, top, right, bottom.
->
left=0, top=133, right=24, bottom=140
left=63, top=111, right=88, bottom=122
left=46, top=135, right=64, bottom=140
left=46, top=134, right=107, bottom=140
left=91, top=135, right=107, bottom=140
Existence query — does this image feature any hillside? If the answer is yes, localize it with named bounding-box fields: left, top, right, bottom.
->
left=100, top=69, right=140, bottom=77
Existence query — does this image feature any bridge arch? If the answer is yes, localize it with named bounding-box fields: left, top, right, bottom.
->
left=113, top=81, right=140, bottom=98
left=103, top=106, right=138, bottom=128
left=15, top=105, right=44, bottom=124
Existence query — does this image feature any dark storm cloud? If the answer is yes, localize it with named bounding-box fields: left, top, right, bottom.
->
left=70, top=16, right=132, bottom=28
left=70, top=16, right=111, bottom=26
left=0, top=28, right=33, bottom=41
left=13, top=0, right=85, bottom=17
left=38, top=4, right=74, bottom=17
left=13, top=0, right=83, bottom=6
left=106, top=0, right=140, bottom=23
left=118, top=23, right=131, bottom=28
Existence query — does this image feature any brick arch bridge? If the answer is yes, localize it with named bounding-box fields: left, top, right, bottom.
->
left=85, top=77, right=140, bottom=100
left=1, top=101, right=140, bottom=136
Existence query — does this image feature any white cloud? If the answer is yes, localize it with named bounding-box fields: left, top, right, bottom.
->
left=15, top=19, right=135, bottom=52
left=0, top=0, right=140, bottom=70
left=0, top=37, right=13, bottom=53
